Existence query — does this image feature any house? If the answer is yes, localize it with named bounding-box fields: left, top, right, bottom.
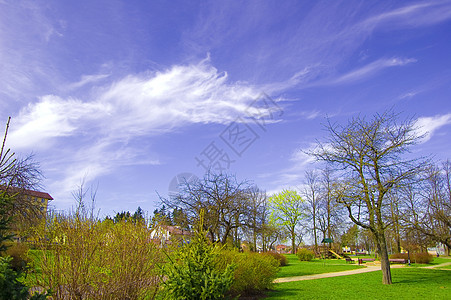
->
left=149, top=225, right=192, bottom=246
left=276, top=244, right=290, bottom=253
left=1, top=186, right=53, bottom=229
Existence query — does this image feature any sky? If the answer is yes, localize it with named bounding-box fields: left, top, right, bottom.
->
left=1, top=0, right=451, bottom=217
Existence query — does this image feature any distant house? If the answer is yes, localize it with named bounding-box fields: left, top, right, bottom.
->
left=276, top=244, right=289, bottom=254
left=1, top=186, right=53, bottom=231
left=149, top=225, right=192, bottom=246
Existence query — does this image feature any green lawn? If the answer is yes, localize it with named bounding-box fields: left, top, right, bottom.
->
left=267, top=256, right=451, bottom=299
left=267, top=268, right=450, bottom=299
left=277, top=254, right=364, bottom=278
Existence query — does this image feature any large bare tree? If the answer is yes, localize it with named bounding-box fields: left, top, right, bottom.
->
left=311, top=111, right=425, bottom=285
left=162, top=171, right=256, bottom=245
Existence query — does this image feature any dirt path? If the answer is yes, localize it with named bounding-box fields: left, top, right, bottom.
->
left=274, top=264, right=405, bottom=283
left=422, top=262, right=451, bottom=269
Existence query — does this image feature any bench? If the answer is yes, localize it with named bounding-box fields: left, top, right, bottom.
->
left=345, top=257, right=355, bottom=263
left=356, top=252, right=367, bottom=255
left=358, top=258, right=375, bottom=265
left=389, top=258, right=406, bottom=264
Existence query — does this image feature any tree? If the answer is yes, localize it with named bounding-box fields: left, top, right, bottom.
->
left=402, top=161, right=451, bottom=254
left=311, top=111, right=425, bottom=284
left=302, top=170, right=321, bottom=254
left=161, top=218, right=235, bottom=299
left=162, top=172, right=256, bottom=245
left=1, top=117, right=43, bottom=233
left=244, top=186, right=268, bottom=251
left=268, top=189, right=306, bottom=254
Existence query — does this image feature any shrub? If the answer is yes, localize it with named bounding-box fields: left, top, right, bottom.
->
left=161, top=230, right=235, bottom=300
left=35, top=214, right=164, bottom=299
left=0, top=256, right=49, bottom=300
left=414, top=252, right=433, bottom=264
left=217, top=250, right=280, bottom=297
left=4, top=242, right=31, bottom=272
left=0, top=256, right=29, bottom=299
left=389, top=253, right=408, bottom=260
left=262, top=252, right=287, bottom=266
left=297, top=248, right=315, bottom=261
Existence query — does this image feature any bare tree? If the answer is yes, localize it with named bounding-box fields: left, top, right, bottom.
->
left=311, top=111, right=426, bottom=285
left=402, top=161, right=451, bottom=254
left=162, top=171, right=256, bottom=245
left=1, top=117, right=43, bottom=234
left=244, top=186, right=268, bottom=251
left=302, top=170, right=321, bottom=254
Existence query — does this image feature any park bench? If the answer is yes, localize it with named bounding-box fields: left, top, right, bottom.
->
left=345, top=257, right=355, bottom=263
left=358, top=258, right=375, bottom=265
left=389, top=258, right=406, bottom=264
left=356, top=252, right=367, bottom=255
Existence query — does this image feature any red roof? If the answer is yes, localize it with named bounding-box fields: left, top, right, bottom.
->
left=0, top=186, right=53, bottom=200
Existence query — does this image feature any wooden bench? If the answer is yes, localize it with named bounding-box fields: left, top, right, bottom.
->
left=345, top=257, right=355, bottom=263
left=389, top=258, right=406, bottom=264
left=358, top=258, right=375, bottom=265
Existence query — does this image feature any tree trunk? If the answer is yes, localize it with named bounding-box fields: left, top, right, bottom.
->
left=291, top=227, right=296, bottom=254
left=375, top=231, right=392, bottom=284
left=313, top=217, right=318, bottom=254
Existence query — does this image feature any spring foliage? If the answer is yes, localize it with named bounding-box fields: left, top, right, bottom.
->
left=160, top=229, right=235, bottom=300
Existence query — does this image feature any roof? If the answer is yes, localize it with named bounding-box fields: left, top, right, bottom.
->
left=161, top=225, right=192, bottom=236
left=0, top=186, right=53, bottom=200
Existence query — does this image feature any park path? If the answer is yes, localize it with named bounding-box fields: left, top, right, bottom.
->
left=274, top=264, right=405, bottom=283
left=422, top=261, right=451, bottom=269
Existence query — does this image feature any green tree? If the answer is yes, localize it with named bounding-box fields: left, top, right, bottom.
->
left=0, top=192, right=14, bottom=253
left=161, top=221, right=235, bottom=299
left=268, top=189, right=306, bottom=254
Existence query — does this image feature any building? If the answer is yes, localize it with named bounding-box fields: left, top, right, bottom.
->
left=1, top=186, right=53, bottom=238
left=149, top=225, right=192, bottom=246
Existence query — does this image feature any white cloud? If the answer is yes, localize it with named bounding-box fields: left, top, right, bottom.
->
left=8, top=58, right=275, bottom=198
left=9, top=58, right=266, bottom=149
left=261, top=144, right=318, bottom=194
left=415, top=113, right=451, bottom=143
left=361, top=1, right=451, bottom=30
left=331, top=57, right=416, bottom=85
left=8, top=95, right=109, bottom=149
left=67, top=74, right=111, bottom=90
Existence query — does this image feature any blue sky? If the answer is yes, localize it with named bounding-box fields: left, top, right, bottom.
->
left=1, top=0, right=451, bottom=216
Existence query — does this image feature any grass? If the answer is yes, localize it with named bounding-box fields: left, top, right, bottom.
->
left=266, top=268, right=450, bottom=299
left=277, top=254, right=364, bottom=278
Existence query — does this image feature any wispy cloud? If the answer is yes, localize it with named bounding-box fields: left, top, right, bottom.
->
left=331, top=57, right=416, bottom=85
left=8, top=58, right=273, bottom=197
left=261, top=144, right=318, bottom=195
left=9, top=58, right=264, bottom=149
left=415, top=113, right=451, bottom=142
left=361, top=1, right=451, bottom=30
left=67, top=74, right=111, bottom=90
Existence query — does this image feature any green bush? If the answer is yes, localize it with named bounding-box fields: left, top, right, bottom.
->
left=161, top=231, right=235, bottom=300
left=262, top=252, right=287, bottom=266
left=297, top=248, right=315, bottom=261
left=0, top=256, right=29, bottom=300
left=0, top=256, right=48, bottom=300
left=414, top=252, right=433, bottom=264
left=217, top=250, right=280, bottom=297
